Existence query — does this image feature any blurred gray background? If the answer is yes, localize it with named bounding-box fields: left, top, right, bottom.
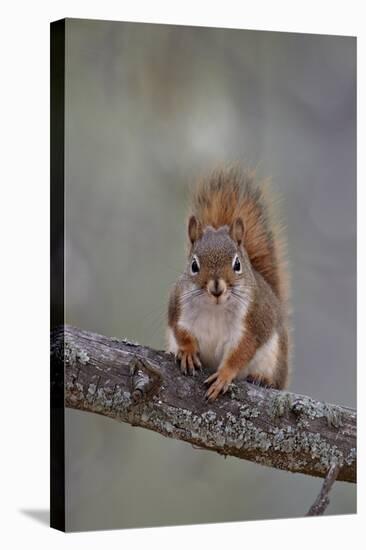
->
left=64, top=19, right=356, bottom=531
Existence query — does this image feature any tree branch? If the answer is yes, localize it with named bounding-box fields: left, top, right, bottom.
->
left=307, top=463, right=341, bottom=515
left=52, top=325, right=356, bottom=483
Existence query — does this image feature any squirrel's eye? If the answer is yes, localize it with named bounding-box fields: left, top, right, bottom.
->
left=233, top=256, right=242, bottom=273
left=191, top=257, right=200, bottom=274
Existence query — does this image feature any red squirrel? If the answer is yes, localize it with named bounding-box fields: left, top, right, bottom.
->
left=166, top=166, right=290, bottom=400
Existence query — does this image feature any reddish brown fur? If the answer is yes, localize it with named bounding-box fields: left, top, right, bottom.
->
left=204, top=269, right=289, bottom=399
left=245, top=271, right=289, bottom=389
left=168, top=166, right=291, bottom=399
left=190, top=166, right=289, bottom=306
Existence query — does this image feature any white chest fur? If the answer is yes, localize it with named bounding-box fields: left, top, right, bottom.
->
left=178, top=294, right=249, bottom=371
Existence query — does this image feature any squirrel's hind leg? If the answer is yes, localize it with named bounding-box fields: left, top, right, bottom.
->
left=245, top=374, right=275, bottom=389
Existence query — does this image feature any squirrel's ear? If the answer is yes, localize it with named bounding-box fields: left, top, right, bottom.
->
left=230, top=217, right=245, bottom=246
left=188, top=215, right=202, bottom=244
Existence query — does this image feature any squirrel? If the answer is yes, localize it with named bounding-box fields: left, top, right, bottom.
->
left=166, top=166, right=290, bottom=401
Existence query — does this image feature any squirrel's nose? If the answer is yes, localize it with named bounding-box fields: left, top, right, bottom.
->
left=208, top=278, right=226, bottom=298
left=211, top=289, right=223, bottom=297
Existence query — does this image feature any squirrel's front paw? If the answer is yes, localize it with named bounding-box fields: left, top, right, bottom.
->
left=204, top=369, right=234, bottom=400
left=176, top=350, right=202, bottom=376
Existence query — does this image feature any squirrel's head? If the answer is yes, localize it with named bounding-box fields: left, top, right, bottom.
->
left=185, top=215, right=253, bottom=305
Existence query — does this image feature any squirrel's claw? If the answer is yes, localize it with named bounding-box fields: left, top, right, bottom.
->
left=204, top=372, right=218, bottom=385
left=204, top=370, right=232, bottom=400
left=193, top=353, right=202, bottom=372
left=177, top=350, right=202, bottom=376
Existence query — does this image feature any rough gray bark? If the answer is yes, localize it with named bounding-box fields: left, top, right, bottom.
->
left=52, top=325, right=356, bottom=483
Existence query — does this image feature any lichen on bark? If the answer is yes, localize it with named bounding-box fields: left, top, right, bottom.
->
left=54, top=325, right=356, bottom=483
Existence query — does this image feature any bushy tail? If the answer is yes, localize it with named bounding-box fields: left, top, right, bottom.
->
left=189, top=166, right=289, bottom=304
